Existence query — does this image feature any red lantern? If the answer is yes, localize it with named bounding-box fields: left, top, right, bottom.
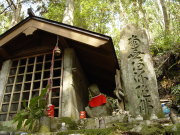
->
left=47, top=104, right=55, bottom=117
left=80, top=111, right=86, bottom=119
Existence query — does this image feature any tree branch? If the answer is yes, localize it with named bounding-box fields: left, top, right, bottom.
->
left=6, top=0, right=16, bottom=10
left=0, top=3, right=12, bottom=14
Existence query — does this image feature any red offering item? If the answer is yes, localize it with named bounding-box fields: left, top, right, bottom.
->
left=89, top=94, right=107, bottom=107
left=47, top=104, right=55, bottom=117
left=80, top=111, right=86, bottom=119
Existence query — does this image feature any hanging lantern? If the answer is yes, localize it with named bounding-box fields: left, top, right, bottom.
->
left=54, top=45, right=61, bottom=56
left=54, top=36, right=61, bottom=56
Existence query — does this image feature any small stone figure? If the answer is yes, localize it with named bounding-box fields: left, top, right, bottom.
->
left=135, top=115, right=143, bottom=121
left=60, top=122, right=67, bottom=131
left=112, top=111, right=116, bottom=116
left=99, top=117, right=106, bottom=129
left=128, top=114, right=134, bottom=122
left=85, top=84, right=113, bottom=118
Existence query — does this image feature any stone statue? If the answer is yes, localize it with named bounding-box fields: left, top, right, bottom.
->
left=85, top=84, right=113, bottom=118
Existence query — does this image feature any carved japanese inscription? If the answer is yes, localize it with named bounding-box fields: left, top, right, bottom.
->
left=119, top=24, right=161, bottom=118
left=128, top=35, right=153, bottom=115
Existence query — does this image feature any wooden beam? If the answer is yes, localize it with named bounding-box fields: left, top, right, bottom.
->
left=0, top=21, right=33, bottom=46
left=0, top=48, right=10, bottom=58
left=59, top=36, right=69, bottom=48
left=0, top=19, right=108, bottom=47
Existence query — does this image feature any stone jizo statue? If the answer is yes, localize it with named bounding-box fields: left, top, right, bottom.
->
left=85, top=84, right=113, bottom=118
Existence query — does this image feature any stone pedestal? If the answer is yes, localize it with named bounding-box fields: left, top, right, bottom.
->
left=119, top=24, right=161, bottom=118
left=39, top=116, right=51, bottom=133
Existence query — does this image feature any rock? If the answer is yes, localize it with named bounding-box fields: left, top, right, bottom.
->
left=170, top=111, right=179, bottom=124
left=112, top=111, right=116, bottom=116
left=131, top=125, right=143, bottom=133
left=172, top=125, right=177, bottom=131
left=150, top=114, right=158, bottom=120
left=69, top=134, right=84, bottom=135
left=19, top=133, right=28, bottom=135
left=119, top=24, right=162, bottom=118
left=85, top=103, right=112, bottom=117
left=0, top=131, right=10, bottom=135
left=128, top=115, right=135, bottom=122
left=135, top=115, right=143, bottom=121
left=83, top=118, right=99, bottom=129
left=50, top=118, right=58, bottom=131
left=99, top=117, right=106, bottom=129
left=145, top=120, right=152, bottom=125
left=39, top=116, right=51, bottom=133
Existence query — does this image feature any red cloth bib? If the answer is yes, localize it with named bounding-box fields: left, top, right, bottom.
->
left=89, top=94, right=107, bottom=107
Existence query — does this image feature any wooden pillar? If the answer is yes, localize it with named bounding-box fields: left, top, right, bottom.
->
left=61, top=48, right=89, bottom=120
left=0, top=60, right=12, bottom=108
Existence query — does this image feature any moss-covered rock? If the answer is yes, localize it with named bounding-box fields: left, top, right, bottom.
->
left=58, top=117, right=78, bottom=130
left=57, top=127, right=117, bottom=135
left=140, top=123, right=180, bottom=135
left=39, top=125, right=50, bottom=133
left=57, top=122, right=179, bottom=135
left=0, top=121, right=16, bottom=131
left=140, top=124, right=165, bottom=135
left=112, top=122, right=134, bottom=131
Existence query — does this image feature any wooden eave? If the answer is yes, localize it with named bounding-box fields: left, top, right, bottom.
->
left=0, top=17, right=109, bottom=47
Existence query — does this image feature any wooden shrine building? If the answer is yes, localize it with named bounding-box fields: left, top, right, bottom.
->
left=0, top=16, right=119, bottom=121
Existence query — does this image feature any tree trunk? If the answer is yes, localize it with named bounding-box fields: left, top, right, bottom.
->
left=158, top=0, right=169, bottom=33
left=119, top=0, right=128, bottom=24
left=62, top=0, right=74, bottom=25
left=137, top=0, right=151, bottom=41
left=6, top=0, right=22, bottom=26
left=132, top=1, right=139, bottom=26
left=138, top=0, right=148, bottom=29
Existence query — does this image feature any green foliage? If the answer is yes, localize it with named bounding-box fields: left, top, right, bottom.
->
left=171, top=84, right=180, bottom=95
left=74, top=0, right=112, bottom=34
left=141, top=123, right=180, bottom=135
left=0, top=5, right=11, bottom=34
left=141, top=124, right=166, bottom=135
left=150, top=32, right=180, bottom=56
left=43, top=0, right=66, bottom=22
left=57, top=122, right=180, bottom=135
left=13, top=86, right=48, bottom=131
left=171, top=84, right=180, bottom=109
left=1, top=0, right=179, bottom=58
left=113, top=122, right=134, bottom=131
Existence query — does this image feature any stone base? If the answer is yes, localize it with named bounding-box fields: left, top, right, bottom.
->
left=78, top=114, right=127, bottom=129
left=1, top=116, right=179, bottom=135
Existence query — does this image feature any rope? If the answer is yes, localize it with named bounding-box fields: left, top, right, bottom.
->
left=46, top=36, right=59, bottom=101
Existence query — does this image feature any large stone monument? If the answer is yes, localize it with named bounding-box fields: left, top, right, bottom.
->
left=119, top=24, right=162, bottom=119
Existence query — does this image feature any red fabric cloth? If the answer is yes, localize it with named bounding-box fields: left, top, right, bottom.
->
left=89, top=94, right=107, bottom=107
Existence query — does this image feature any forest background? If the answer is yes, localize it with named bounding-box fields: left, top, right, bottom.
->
left=0, top=0, right=179, bottom=107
